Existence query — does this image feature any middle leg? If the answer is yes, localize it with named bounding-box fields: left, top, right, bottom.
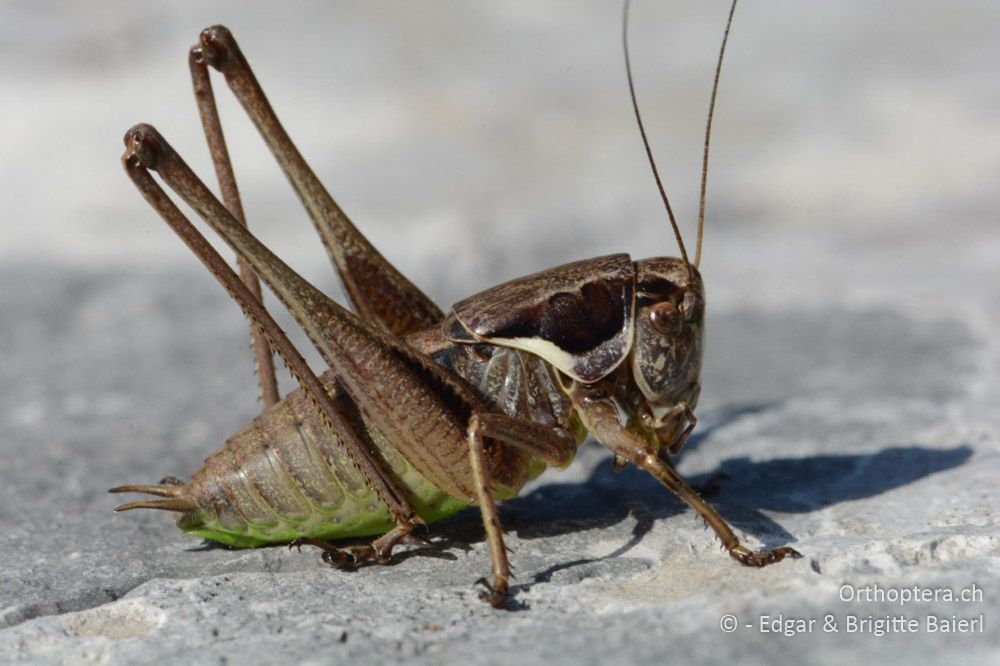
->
left=465, top=412, right=581, bottom=607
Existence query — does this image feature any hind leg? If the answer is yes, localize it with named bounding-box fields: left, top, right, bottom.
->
left=192, top=26, right=442, bottom=336
left=189, top=42, right=279, bottom=407
left=290, top=528, right=433, bottom=569
left=116, top=138, right=423, bottom=534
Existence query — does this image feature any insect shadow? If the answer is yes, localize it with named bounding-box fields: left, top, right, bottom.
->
left=185, top=402, right=971, bottom=584
left=510, top=442, right=972, bottom=540
left=503, top=435, right=972, bottom=593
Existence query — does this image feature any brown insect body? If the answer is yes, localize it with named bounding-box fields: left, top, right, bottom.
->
left=113, top=4, right=800, bottom=609
left=140, top=254, right=695, bottom=549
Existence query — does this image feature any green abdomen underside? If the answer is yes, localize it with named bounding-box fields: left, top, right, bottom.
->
left=175, top=383, right=482, bottom=548
left=181, top=463, right=469, bottom=549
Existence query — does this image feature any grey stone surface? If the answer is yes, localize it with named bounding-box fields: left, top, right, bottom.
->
left=1, top=2, right=998, bottom=664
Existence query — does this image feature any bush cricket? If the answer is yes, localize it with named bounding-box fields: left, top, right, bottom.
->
left=111, top=0, right=800, bottom=608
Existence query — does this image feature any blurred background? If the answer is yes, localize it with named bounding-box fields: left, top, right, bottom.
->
left=3, top=1, right=997, bottom=296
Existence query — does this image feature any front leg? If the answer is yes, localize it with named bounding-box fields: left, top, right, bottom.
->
left=576, top=397, right=800, bottom=567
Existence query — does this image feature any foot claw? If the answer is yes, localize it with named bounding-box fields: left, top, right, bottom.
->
left=729, top=545, right=802, bottom=568
left=474, top=577, right=509, bottom=609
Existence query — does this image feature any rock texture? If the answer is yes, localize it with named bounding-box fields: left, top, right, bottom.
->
left=1, top=2, right=997, bottom=664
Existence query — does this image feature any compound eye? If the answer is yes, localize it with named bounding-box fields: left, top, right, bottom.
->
left=649, top=301, right=679, bottom=334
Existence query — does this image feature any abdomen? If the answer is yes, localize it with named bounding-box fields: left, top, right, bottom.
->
left=176, top=330, right=577, bottom=547
left=178, top=374, right=467, bottom=547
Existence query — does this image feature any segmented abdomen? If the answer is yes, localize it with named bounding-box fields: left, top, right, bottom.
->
left=176, top=371, right=465, bottom=548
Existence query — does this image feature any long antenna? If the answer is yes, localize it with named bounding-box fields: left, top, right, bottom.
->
left=622, top=0, right=692, bottom=278
left=695, top=0, right=737, bottom=268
